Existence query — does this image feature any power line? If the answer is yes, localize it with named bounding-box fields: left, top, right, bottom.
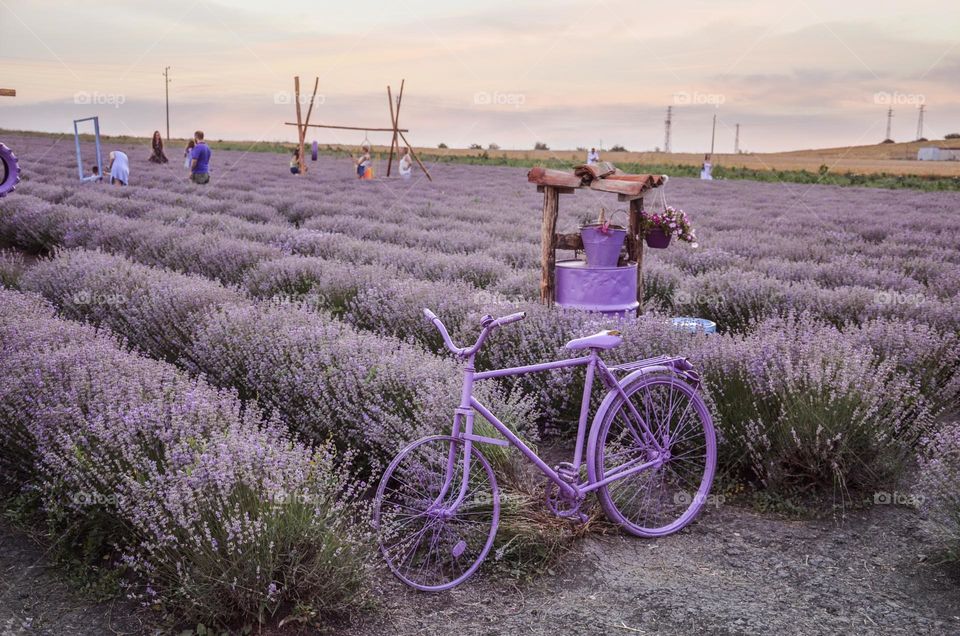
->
left=915, top=104, right=925, bottom=140
left=885, top=107, right=893, bottom=141
left=163, top=66, right=171, bottom=141
left=734, top=123, right=740, bottom=153
left=709, top=113, right=716, bottom=155
left=664, top=105, right=672, bottom=153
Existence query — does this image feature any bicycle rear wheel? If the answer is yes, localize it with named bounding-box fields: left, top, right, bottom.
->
left=589, top=374, right=716, bottom=537
left=374, top=435, right=499, bottom=591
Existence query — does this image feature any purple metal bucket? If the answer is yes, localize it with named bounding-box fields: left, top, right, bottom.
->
left=580, top=225, right=626, bottom=268
left=555, top=260, right=639, bottom=316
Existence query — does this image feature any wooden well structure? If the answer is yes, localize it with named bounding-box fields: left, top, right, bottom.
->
left=285, top=76, right=431, bottom=180
left=527, top=162, right=665, bottom=313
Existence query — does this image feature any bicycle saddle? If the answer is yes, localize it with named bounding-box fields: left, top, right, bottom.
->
left=565, top=330, right=622, bottom=351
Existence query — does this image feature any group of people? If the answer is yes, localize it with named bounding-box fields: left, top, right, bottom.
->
left=97, top=130, right=212, bottom=187
left=585, top=146, right=713, bottom=180
left=290, top=142, right=414, bottom=180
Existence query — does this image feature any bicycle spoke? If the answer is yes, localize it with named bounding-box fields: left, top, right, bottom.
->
left=376, top=436, right=499, bottom=590
left=594, top=376, right=715, bottom=536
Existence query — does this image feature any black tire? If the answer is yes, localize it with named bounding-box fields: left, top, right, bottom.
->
left=0, top=143, right=21, bottom=198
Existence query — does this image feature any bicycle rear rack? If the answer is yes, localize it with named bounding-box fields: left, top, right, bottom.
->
left=609, top=355, right=700, bottom=385
left=609, top=354, right=684, bottom=373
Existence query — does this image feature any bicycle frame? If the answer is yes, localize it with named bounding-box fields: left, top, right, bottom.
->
left=442, top=347, right=667, bottom=508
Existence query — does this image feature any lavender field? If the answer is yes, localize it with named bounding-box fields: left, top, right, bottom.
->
left=1, top=132, right=959, bottom=631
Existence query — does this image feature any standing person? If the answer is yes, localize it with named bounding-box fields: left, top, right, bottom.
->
left=107, top=150, right=129, bottom=186
left=183, top=139, right=195, bottom=170
left=587, top=147, right=600, bottom=164
left=189, top=131, right=212, bottom=185
left=700, top=154, right=713, bottom=180
left=398, top=146, right=413, bottom=179
left=290, top=147, right=301, bottom=175
left=149, top=131, right=168, bottom=163
left=355, top=143, right=372, bottom=179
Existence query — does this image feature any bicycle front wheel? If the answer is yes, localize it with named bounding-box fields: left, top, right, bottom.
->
left=589, top=374, right=716, bottom=537
left=374, top=435, right=499, bottom=591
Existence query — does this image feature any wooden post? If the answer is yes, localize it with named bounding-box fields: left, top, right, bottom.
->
left=628, top=197, right=645, bottom=313
left=540, top=186, right=560, bottom=304
left=300, top=78, right=319, bottom=173
left=293, top=76, right=304, bottom=172
left=386, top=80, right=404, bottom=176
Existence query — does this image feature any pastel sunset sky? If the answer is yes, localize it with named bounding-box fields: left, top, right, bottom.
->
left=1, top=0, right=958, bottom=152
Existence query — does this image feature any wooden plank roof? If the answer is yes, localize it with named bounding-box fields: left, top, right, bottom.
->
left=528, top=164, right=665, bottom=196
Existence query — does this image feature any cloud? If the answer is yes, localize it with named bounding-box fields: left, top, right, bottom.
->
left=2, top=0, right=959, bottom=151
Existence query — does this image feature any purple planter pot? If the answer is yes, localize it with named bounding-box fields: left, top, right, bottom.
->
left=645, top=228, right=672, bottom=249
left=580, top=224, right=626, bottom=268
left=555, top=260, right=639, bottom=316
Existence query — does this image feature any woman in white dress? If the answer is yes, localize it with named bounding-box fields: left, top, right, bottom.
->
left=399, top=146, right=413, bottom=179
left=700, top=154, right=713, bottom=180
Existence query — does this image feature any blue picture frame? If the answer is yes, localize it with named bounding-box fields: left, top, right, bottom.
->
left=74, top=116, right=102, bottom=183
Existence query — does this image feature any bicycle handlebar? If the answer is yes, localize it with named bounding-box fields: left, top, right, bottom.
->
left=423, top=308, right=526, bottom=357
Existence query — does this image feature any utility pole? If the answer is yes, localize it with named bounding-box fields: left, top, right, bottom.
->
left=664, top=106, right=672, bottom=153
left=916, top=104, right=925, bottom=140
left=885, top=107, right=893, bottom=141
left=734, top=123, right=740, bottom=153
left=163, top=66, right=171, bottom=141
left=709, top=113, right=716, bottom=155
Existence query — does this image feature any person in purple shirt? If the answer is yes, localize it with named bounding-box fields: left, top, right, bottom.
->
left=189, top=130, right=212, bottom=184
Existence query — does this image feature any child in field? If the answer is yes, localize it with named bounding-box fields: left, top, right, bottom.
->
left=107, top=150, right=129, bottom=186
left=587, top=147, right=600, bottom=164
left=290, top=147, right=301, bottom=175
left=355, top=143, right=371, bottom=179
left=183, top=140, right=195, bottom=170
left=399, top=146, right=413, bottom=179
left=91, top=165, right=102, bottom=182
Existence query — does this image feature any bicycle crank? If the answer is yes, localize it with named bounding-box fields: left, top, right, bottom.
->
left=545, top=481, right=587, bottom=522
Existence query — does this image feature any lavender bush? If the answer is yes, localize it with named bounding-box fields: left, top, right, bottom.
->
left=695, top=313, right=934, bottom=494
left=0, top=249, right=25, bottom=287
left=917, top=422, right=960, bottom=562
left=0, top=289, right=371, bottom=627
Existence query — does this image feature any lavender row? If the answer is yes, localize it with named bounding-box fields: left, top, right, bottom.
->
left=0, top=193, right=507, bottom=288
left=17, top=157, right=960, bottom=302
left=0, top=288, right=370, bottom=626
left=11, top=251, right=578, bottom=567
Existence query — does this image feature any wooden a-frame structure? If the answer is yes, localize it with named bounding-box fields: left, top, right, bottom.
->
left=285, top=76, right=432, bottom=180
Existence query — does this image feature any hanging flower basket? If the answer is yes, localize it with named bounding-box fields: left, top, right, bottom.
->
left=640, top=206, right=698, bottom=250
left=644, top=227, right=672, bottom=249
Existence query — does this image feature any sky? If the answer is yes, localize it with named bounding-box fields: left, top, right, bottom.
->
left=1, top=0, right=958, bottom=152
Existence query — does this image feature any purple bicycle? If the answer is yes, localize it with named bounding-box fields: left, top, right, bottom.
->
left=374, top=309, right=717, bottom=591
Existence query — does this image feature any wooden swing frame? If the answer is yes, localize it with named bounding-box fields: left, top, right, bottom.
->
left=285, top=76, right=432, bottom=180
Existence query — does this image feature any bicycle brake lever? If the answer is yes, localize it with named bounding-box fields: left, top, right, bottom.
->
left=480, top=314, right=495, bottom=328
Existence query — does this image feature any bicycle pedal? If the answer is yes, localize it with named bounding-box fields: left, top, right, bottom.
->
left=554, top=462, right=578, bottom=483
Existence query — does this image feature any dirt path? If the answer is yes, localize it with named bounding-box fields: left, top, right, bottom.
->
left=0, top=522, right=147, bottom=636
left=1, top=503, right=958, bottom=635
left=340, top=503, right=960, bottom=636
